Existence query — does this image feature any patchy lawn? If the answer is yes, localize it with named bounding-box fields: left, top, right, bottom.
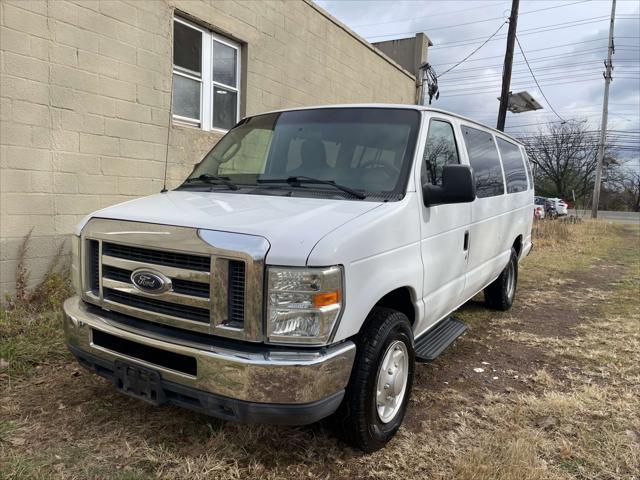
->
left=1, top=220, right=639, bottom=480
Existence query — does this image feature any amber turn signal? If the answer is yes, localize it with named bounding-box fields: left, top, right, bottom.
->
left=313, top=290, right=341, bottom=307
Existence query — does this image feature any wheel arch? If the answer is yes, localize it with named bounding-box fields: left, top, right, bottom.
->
left=512, top=234, right=523, bottom=258
left=355, top=286, right=418, bottom=341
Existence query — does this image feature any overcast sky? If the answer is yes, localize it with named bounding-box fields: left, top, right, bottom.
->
left=314, top=0, right=639, bottom=164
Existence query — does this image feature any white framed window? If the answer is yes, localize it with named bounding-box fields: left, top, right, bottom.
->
left=172, top=16, right=241, bottom=132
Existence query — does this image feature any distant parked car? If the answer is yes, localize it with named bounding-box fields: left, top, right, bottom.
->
left=545, top=199, right=558, bottom=219
left=547, top=198, right=568, bottom=216
left=534, top=196, right=546, bottom=219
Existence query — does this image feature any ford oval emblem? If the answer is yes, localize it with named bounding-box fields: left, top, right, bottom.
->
left=131, top=269, right=172, bottom=294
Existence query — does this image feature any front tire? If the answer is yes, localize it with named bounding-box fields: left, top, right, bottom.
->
left=333, top=307, right=414, bottom=452
left=484, top=247, right=518, bottom=311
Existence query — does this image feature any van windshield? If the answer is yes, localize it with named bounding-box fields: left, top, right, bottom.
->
left=184, top=108, right=421, bottom=200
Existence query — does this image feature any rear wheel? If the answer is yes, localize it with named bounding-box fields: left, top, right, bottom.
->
left=333, top=307, right=414, bottom=452
left=484, top=248, right=518, bottom=311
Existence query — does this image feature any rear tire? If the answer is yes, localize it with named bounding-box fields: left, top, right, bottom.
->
left=333, top=307, right=414, bottom=452
left=484, top=248, right=518, bottom=311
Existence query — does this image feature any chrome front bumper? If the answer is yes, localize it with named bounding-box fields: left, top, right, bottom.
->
left=63, top=296, right=356, bottom=409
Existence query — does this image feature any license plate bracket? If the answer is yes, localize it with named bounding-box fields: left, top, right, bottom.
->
left=113, top=361, right=166, bottom=405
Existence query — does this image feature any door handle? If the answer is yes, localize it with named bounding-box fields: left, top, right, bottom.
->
left=463, top=231, right=469, bottom=251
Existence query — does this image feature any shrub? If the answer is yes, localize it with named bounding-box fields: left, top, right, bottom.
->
left=1, top=233, right=72, bottom=377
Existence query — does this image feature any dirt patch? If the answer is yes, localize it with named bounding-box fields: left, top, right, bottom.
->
left=404, top=227, right=635, bottom=434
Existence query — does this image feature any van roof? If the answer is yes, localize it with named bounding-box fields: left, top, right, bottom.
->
left=256, top=104, right=524, bottom=146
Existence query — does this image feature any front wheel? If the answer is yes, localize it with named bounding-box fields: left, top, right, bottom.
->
left=484, top=247, right=518, bottom=311
left=333, top=307, right=414, bottom=452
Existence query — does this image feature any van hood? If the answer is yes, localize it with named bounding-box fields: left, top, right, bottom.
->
left=79, top=191, right=382, bottom=265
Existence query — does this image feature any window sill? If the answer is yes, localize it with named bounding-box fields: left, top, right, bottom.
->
left=171, top=118, right=229, bottom=135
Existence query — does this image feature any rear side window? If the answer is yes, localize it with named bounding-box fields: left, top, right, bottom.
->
left=521, top=146, right=533, bottom=188
left=461, top=126, right=504, bottom=198
left=496, top=138, right=527, bottom=193
left=422, top=120, right=459, bottom=186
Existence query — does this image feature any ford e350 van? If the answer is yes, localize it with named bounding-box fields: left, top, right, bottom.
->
left=63, top=105, right=533, bottom=452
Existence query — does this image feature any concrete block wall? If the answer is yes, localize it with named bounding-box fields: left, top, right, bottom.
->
left=0, top=0, right=416, bottom=295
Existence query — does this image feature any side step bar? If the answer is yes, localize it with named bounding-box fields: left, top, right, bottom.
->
left=415, top=316, right=467, bottom=362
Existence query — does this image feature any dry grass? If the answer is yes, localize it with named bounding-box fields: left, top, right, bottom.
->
left=1, top=234, right=72, bottom=378
left=1, top=220, right=639, bottom=479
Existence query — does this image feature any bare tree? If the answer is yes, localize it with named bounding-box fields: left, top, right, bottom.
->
left=606, top=164, right=640, bottom=212
left=519, top=121, right=610, bottom=202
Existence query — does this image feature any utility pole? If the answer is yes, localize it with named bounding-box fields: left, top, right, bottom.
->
left=591, top=0, right=616, bottom=219
left=496, top=0, right=520, bottom=132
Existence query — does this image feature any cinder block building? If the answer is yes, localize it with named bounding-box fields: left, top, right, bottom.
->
left=0, top=0, right=429, bottom=295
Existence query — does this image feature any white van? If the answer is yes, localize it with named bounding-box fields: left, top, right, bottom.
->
left=63, top=105, right=533, bottom=452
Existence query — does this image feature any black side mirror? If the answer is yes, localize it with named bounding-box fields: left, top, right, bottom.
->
left=423, top=164, right=476, bottom=207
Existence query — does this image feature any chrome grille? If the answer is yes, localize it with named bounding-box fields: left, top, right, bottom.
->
left=227, top=260, right=246, bottom=328
left=102, top=242, right=211, bottom=271
left=102, top=265, right=210, bottom=298
left=80, top=219, right=269, bottom=342
left=88, top=239, right=100, bottom=294
left=103, top=288, right=210, bottom=323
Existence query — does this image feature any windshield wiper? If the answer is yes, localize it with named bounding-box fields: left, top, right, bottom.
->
left=182, top=174, right=239, bottom=191
left=258, top=176, right=366, bottom=199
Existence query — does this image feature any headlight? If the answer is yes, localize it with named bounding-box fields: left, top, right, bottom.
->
left=71, top=234, right=81, bottom=295
left=267, top=266, right=343, bottom=345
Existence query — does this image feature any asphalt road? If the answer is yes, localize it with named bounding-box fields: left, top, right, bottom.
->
left=575, top=210, right=640, bottom=224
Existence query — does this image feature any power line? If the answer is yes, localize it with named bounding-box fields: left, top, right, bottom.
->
left=426, top=15, right=637, bottom=49
left=430, top=39, right=609, bottom=67
left=433, top=42, right=607, bottom=68
left=414, top=16, right=611, bottom=47
left=439, top=70, right=639, bottom=89
left=443, top=62, right=640, bottom=79
left=349, top=1, right=508, bottom=28
left=515, top=35, right=561, bottom=123
left=365, top=7, right=610, bottom=42
left=435, top=57, right=639, bottom=75
left=436, top=21, right=508, bottom=78
left=454, top=105, right=639, bottom=112
left=442, top=70, right=640, bottom=88
left=442, top=74, right=640, bottom=96
left=438, top=77, right=607, bottom=97
left=351, top=0, right=590, bottom=29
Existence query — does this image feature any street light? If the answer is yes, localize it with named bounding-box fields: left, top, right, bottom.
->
left=497, top=91, right=543, bottom=114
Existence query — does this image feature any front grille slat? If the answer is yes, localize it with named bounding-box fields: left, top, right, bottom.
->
left=103, top=242, right=211, bottom=272
left=104, top=288, right=210, bottom=323
left=89, top=240, right=100, bottom=294
left=227, top=260, right=245, bottom=328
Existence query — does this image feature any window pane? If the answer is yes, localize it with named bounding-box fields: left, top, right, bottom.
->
left=423, top=120, right=459, bottom=186
left=212, top=86, right=237, bottom=130
left=218, top=128, right=273, bottom=175
left=462, top=126, right=504, bottom=198
left=497, top=138, right=528, bottom=193
left=522, top=147, right=533, bottom=187
left=212, top=40, right=237, bottom=87
left=173, top=74, right=200, bottom=120
left=174, top=21, right=201, bottom=74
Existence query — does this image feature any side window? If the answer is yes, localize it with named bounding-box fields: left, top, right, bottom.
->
left=521, top=146, right=534, bottom=189
left=461, top=126, right=504, bottom=198
left=422, top=120, right=459, bottom=185
left=497, top=138, right=528, bottom=193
